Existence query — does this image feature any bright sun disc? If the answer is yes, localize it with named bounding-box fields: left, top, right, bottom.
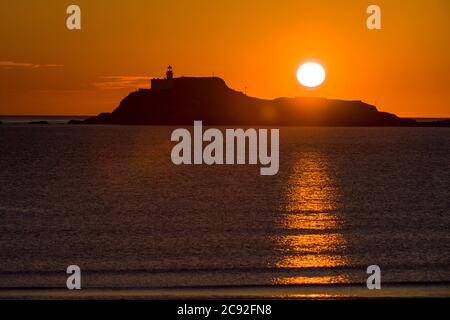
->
left=297, top=62, right=326, bottom=88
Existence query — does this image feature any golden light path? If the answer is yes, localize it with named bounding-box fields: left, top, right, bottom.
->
left=273, top=152, right=349, bottom=285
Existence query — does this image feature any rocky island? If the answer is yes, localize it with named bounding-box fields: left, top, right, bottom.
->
left=84, top=67, right=449, bottom=127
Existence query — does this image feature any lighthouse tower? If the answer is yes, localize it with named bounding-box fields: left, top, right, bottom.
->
left=151, top=65, right=174, bottom=90
left=166, top=65, right=173, bottom=80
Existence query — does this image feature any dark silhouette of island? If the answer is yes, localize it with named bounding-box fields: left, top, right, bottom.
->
left=68, top=119, right=84, bottom=125
left=83, top=67, right=449, bottom=127
left=29, top=121, right=49, bottom=125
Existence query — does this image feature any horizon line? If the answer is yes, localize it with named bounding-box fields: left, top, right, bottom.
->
left=2, top=114, right=450, bottom=120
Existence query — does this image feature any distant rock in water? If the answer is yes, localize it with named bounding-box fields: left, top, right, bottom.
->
left=419, top=119, right=450, bottom=127
left=68, top=119, right=84, bottom=124
left=84, top=76, right=446, bottom=127
left=29, top=121, right=49, bottom=125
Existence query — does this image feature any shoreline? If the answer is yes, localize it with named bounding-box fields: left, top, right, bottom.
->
left=1, top=284, right=449, bottom=299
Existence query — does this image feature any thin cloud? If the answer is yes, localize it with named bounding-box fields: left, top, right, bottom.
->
left=94, top=76, right=151, bottom=90
left=0, top=60, right=64, bottom=69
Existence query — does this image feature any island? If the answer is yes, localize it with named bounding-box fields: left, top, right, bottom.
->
left=83, top=67, right=449, bottom=127
left=29, top=121, right=49, bottom=125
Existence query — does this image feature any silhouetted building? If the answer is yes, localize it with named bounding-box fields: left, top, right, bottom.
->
left=151, top=65, right=174, bottom=90
left=166, top=65, right=173, bottom=80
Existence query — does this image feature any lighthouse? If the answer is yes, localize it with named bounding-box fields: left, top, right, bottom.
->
left=166, top=65, right=173, bottom=80
left=151, top=65, right=174, bottom=90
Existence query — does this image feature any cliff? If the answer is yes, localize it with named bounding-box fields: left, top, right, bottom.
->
left=84, top=77, right=433, bottom=126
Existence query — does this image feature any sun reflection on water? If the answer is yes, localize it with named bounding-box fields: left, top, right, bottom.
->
left=273, top=153, right=350, bottom=285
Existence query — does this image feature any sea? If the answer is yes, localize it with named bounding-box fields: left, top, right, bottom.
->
left=0, top=121, right=449, bottom=298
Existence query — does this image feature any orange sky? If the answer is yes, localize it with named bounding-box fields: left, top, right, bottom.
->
left=0, top=0, right=449, bottom=117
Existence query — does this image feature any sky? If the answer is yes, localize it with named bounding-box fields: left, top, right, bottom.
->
left=0, top=0, right=449, bottom=117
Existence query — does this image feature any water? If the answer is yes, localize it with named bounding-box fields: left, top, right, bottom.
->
left=413, top=118, right=450, bottom=122
left=0, top=125, right=449, bottom=294
left=0, top=116, right=88, bottom=124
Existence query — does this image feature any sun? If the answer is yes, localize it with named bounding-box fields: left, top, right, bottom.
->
left=296, top=62, right=326, bottom=88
